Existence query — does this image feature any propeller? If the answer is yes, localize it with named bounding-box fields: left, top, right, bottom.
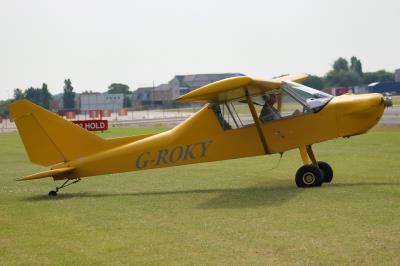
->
left=383, top=95, right=393, bottom=107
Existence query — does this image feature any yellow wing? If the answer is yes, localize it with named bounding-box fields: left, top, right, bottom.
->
left=176, top=74, right=308, bottom=103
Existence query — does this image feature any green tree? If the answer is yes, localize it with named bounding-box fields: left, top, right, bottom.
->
left=123, top=95, right=132, bottom=108
left=325, top=70, right=360, bottom=87
left=362, top=70, right=394, bottom=85
left=24, top=87, right=42, bottom=105
left=63, top=79, right=75, bottom=109
left=325, top=56, right=363, bottom=87
left=40, top=83, right=52, bottom=109
left=0, top=100, right=11, bottom=117
left=333, top=57, right=349, bottom=72
left=108, top=83, right=130, bottom=94
left=13, top=88, right=24, bottom=100
left=350, top=56, right=363, bottom=76
left=303, top=75, right=324, bottom=90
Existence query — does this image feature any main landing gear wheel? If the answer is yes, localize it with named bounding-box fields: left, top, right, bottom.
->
left=317, top=161, right=333, bottom=183
left=295, top=165, right=323, bottom=188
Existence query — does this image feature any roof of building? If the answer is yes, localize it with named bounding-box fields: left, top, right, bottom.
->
left=154, top=84, right=170, bottom=91
left=367, top=81, right=400, bottom=92
left=135, top=87, right=154, bottom=92
left=172, top=73, right=244, bottom=90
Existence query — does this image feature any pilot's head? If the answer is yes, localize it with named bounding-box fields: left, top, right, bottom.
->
left=264, top=94, right=276, bottom=106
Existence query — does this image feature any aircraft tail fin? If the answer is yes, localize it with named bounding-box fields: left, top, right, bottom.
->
left=9, top=100, right=108, bottom=166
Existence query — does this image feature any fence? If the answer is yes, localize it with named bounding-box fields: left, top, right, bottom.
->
left=0, top=105, right=203, bottom=132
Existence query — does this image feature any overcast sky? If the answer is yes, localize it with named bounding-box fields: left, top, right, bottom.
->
left=0, top=0, right=399, bottom=100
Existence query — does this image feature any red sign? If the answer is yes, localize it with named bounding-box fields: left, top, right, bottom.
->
left=73, top=120, right=108, bottom=131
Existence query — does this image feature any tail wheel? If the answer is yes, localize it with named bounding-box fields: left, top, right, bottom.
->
left=48, top=190, right=57, bottom=196
left=295, top=165, right=323, bottom=188
left=317, top=161, right=333, bottom=183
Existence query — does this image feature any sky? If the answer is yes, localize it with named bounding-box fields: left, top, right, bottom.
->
left=0, top=0, right=399, bottom=100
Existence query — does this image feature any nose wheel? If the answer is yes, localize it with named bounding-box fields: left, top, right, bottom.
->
left=296, top=146, right=334, bottom=188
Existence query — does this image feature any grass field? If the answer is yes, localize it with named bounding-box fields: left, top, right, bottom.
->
left=392, top=95, right=400, bottom=105
left=1, top=127, right=400, bottom=265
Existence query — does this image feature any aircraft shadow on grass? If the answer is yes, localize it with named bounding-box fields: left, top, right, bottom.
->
left=22, top=179, right=301, bottom=208
left=197, top=181, right=400, bottom=209
left=22, top=180, right=399, bottom=209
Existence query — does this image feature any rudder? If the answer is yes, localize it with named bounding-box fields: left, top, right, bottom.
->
left=9, top=100, right=107, bottom=166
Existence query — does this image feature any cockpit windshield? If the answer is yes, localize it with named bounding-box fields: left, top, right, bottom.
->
left=282, top=81, right=333, bottom=112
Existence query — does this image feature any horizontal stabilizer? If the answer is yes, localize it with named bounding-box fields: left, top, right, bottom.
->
left=16, top=167, right=75, bottom=181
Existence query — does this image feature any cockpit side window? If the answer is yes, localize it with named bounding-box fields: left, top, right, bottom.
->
left=210, top=103, right=233, bottom=130
left=252, top=91, right=308, bottom=121
left=210, top=100, right=255, bottom=131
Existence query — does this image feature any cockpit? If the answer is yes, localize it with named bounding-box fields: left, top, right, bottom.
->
left=211, top=81, right=333, bottom=130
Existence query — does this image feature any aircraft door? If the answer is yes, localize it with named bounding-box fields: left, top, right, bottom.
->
left=256, top=90, right=337, bottom=153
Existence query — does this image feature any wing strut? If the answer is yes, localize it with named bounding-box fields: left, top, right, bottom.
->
left=244, top=88, right=271, bottom=154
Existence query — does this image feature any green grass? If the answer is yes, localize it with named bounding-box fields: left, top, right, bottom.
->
left=392, top=95, right=400, bottom=105
left=1, top=127, right=400, bottom=265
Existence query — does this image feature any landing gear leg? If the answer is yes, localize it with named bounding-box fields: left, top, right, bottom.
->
left=295, top=145, right=333, bottom=187
left=48, top=178, right=81, bottom=196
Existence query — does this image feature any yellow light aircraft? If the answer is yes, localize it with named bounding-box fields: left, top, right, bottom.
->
left=9, top=74, right=391, bottom=196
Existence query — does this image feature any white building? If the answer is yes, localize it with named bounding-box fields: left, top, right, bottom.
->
left=80, top=93, right=124, bottom=111
left=395, top=68, right=400, bottom=82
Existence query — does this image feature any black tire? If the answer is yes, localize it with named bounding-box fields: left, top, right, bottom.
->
left=318, top=161, right=333, bottom=183
left=295, top=164, right=323, bottom=188
left=48, top=190, right=57, bottom=196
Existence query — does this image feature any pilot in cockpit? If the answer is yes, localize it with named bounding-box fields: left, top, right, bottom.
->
left=259, top=94, right=281, bottom=122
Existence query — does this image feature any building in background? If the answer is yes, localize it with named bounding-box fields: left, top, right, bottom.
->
left=367, top=82, right=400, bottom=95
left=80, top=93, right=124, bottom=111
left=152, top=84, right=173, bottom=106
left=395, top=68, right=400, bottom=82
left=132, top=73, right=243, bottom=108
left=131, top=87, right=153, bottom=108
left=168, top=73, right=243, bottom=97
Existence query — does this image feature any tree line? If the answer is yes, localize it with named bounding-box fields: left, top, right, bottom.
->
left=4, top=79, right=77, bottom=113
left=0, top=56, right=396, bottom=117
left=303, top=56, right=394, bottom=90
left=0, top=80, right=132, bottom=117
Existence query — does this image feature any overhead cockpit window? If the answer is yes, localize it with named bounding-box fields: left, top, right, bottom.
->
left=282, top=81, right=333, bottom=112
